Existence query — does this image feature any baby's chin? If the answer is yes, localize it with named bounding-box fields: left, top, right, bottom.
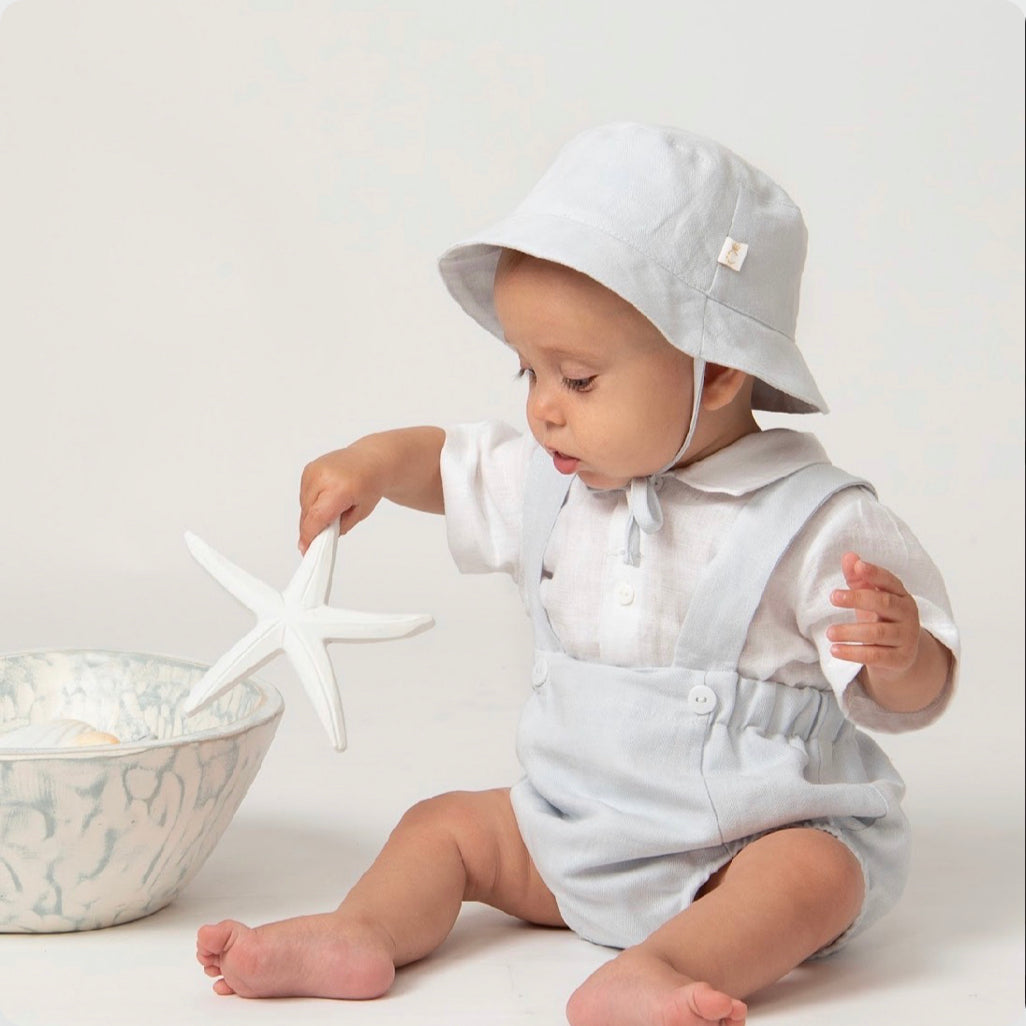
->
left=576, top=468, right=633, bottom=490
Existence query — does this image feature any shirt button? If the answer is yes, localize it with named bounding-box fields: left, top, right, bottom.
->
left=616, top=582, right=635, bottom=605
left=531, top=657, right=549, bottom=689
left=687, top=684, right=717, bottom=715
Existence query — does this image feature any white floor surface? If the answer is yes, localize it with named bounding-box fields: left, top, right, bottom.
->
left=1, top=604, right=1023, bottom=1026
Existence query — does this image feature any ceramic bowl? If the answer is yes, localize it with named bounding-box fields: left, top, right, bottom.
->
left=0, top=649, right=283, bottom=933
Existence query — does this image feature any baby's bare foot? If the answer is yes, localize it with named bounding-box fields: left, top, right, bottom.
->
left=566, top=948, right=746, bottom=1026
left=195, top=912, right=396, bottom=999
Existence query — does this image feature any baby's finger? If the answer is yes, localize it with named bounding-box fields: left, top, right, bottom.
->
left=827, top=620, right=908, bottom=647
left=829, top=642, right=869, bottom=665
left=830, top=587, right=915, bottom=622
left=840, top=551, right=861, bottom=583
left=841, top=556, right=908, bottom=596
left=299, top=461, right=327, bottom=510
left=337, top=500, right=373, bottom=535
left=830, top=643, right=913, bottom=670
left=299, top=496, right=348, bottom=553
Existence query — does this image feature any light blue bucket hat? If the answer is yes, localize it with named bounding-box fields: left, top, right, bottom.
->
left=438, top=121, right=827, bottom=415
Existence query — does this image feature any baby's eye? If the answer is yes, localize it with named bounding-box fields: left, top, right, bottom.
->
left=516, top=366, right=536, bottom=383
left=562, top=376, right=596, bottom=393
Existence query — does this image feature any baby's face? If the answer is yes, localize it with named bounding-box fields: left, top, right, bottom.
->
left=493, top=254, right=693, bottom=490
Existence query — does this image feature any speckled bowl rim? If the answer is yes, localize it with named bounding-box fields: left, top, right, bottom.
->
left=0, top=648, right=284, bottom=761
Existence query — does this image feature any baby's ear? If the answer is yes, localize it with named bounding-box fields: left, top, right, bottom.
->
left=702, top=363, right=751, bottom=411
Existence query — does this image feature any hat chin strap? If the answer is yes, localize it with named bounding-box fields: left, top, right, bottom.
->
left=623, top=358, right=706, bottom=565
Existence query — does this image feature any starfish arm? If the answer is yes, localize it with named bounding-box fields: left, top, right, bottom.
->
left=307, top=606, right=434, bottom=642
left=282, top=626, right=348, bottom=752
left=182, top=619, right=285, bottom=715
left=185, top=531, right=284, bottom=618
left=282, top=520, right=339, bottom=609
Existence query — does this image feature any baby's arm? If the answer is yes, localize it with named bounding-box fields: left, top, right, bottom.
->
left=827, top=552, right=953, bottom=714
left=299, top=427, right=446, bottom=553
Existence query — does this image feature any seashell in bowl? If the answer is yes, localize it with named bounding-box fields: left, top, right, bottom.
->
left=0, top=718, right=120, bottom=748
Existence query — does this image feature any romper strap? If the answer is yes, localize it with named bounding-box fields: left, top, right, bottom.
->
left=521, top=446, right=574, bottom=651
left=673, top=463, right=874, bottom=671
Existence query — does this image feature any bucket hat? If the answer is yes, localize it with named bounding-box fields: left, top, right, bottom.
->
left=438, top=121, right=826, bottom=415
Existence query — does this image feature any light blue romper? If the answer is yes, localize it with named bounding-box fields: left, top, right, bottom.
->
left=509, top=451, right=910, bottom=952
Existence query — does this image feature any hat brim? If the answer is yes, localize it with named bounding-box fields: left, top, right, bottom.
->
left=438, top=210, right=827, bottom=415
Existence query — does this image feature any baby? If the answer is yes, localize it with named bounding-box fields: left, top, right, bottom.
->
left=195, top=123, right=959, bottom=1026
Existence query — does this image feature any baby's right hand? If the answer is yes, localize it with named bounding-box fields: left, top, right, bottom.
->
left=299, top=427, right=446, bottom=553
left=298, top=445, right=383, bottom=554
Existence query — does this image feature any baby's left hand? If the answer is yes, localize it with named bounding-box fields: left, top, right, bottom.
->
left=827, top=552, right=921, bottom=679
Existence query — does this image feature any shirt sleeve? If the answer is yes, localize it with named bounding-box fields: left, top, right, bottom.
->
left=787, top=489, right=960, bottom=733
left=439, top=421, right=534, bottom=582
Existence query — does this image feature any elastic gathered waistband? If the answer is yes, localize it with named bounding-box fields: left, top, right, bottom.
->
left=700, top=669, right=850, bottom=746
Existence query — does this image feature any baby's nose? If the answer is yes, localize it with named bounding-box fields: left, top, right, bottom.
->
left=528, top=383, right=566, bottom=427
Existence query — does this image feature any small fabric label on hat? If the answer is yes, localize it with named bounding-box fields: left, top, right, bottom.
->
left=717, top=237, right=749, bottom=271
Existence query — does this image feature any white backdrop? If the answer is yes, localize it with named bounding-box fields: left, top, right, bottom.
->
left=0, top=2, right=1023, bottom=1024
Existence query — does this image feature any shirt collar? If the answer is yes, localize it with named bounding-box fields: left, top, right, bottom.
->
left=668, top=428, right=831, bottom=497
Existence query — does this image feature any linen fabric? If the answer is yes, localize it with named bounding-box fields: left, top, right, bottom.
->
left=438, top=121, right=826, bottom=414
left=441, top=423, right=958, bottom=735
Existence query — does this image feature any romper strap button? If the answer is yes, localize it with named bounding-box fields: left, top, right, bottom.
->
left=531, top=657, right=549, bottom=689
left=687, top=684, right=717, bottom=715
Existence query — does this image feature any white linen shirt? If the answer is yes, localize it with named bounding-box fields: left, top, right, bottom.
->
left=440, top=422, right=959, bottom=734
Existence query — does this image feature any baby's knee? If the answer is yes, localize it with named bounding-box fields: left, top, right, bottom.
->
left=392, top=789, right=525, bottom=904
left=803, top=830, right=864, bottom=909
left=765, top=827, right=865, bottom=924
left=396, top=790, right=491, bottom=837
left=396, top=792, right=445, bottom=828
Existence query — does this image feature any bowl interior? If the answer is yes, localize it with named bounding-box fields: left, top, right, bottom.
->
left=0, top=649, right=278, bottom=752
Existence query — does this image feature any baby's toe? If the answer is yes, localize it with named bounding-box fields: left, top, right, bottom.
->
left=686, top=981, right=747, bottom=1023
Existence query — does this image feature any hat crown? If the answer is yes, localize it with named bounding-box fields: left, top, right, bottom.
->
left=518, top=122, right=807, bottom=341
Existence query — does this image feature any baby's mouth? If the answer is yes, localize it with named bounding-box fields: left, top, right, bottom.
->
left=551, top=450, right=580, bottom=475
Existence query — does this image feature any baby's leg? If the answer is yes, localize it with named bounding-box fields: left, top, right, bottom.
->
left=196, top=788, right=564, bottom=999
left=566, top=827, right=864, bottom=1026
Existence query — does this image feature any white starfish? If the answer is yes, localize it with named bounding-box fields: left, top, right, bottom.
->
left=182, top=521, right=433, bottom=751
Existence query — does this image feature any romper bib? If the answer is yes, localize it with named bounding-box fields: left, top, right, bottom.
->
left=509, top=452, right=910, bottom=950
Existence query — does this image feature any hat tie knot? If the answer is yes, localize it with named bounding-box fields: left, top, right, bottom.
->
left=620, top=359, right=705, bottom=566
